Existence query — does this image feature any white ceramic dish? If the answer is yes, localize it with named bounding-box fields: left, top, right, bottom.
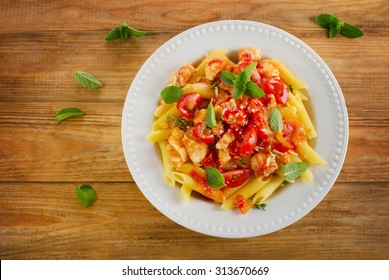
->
left=121, top=20, right=348, bottom=238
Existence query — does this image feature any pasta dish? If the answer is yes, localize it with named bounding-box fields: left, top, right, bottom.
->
left=147, top=47, right=326, bottom=214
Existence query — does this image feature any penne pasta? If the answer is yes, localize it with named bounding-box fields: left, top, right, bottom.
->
left=158, top=140, right=175, bottom=187
left=152, top=106, right=180, bottom=131
left=297, top=140, right=327, bottom=165
left=183, top=83, right=214, bottom=99
left=154, top=103, right=174, bottom=118
left=251, top=175, right=285, bottom=205
left=147, top=129, right=173, bottom=143
left=266, top=59, right=308, bottom=89
left=180, top=184, right=193, bottom=202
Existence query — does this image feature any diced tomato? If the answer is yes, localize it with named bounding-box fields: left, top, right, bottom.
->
left=247, top=98, right=263, bottom=114
left=239, top=125, right=258, bottom=156
left=222, top=169, right=251, bottom=188
left=201, top=150, right=219, bottom=168
left=281, top=119, right=306, bottom=151
left=234, top=194, right=252, bottom=214
left=222, top=108, right=247, bottom=127
left=176, top=92, right=202, bottom=119
left=193, top=121, right=214, bottom=143
left=264, top=77, right=289, bottom=104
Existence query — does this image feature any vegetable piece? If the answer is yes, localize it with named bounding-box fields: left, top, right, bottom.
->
left=264, top=77, right=289, bottom=104
left=205, top=167, right=225, bottom=189
left=75, top=184, right=96, bottom=207
left=74, top=71, right=102, bottom=89
left=253, top=202, right=267, bottom=210
left=160, top=86, right=183, bottom=104
left=222, top=169, right=251, bottom=188
left=315, top=14, right=364, bottom=39
left=176, top=92, right=202, bottom=119
left=55, top=108, right=85, bottom=124
left=269, top=108, right=283, bottom=132
left=193, top=121, right=214, bottom=144
left=239, top=125, right=258, bottom=156
left=205, top=102, right=217, bottom=128
left=282, top=162, right=309, bottom=182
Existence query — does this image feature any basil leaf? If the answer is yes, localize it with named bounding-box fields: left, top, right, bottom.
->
left=75, top=184, right=96, bottom=207
left=269, top=108, right=283, bottom=132
left=289, top=84, right=293, bottom=93
left=282, top=162, right=309, bottom=182
left=220, top=70, right=236, bottom=86
left=74, top=71, right=103, bottom=89
left=205, top=167, right=225, bottom=189
left=244, top=81, right=265, bottom=98
left=340, top=22, right=364, bottom=38
left=55, top=108, right=85, bottom=124
left=205, top=102, right=217, bottom=128
left=160, top=86, right=183, bottom=104
left=105, top=22, right=147, bottom=41
left=315, top=14, right=336, bottom=28
left=232, top=71, right=248, bottom=99
left=241, top=62, right=257, bottom=77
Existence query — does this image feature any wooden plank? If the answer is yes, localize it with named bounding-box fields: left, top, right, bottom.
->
left=0, top=182, right=387, bottom=259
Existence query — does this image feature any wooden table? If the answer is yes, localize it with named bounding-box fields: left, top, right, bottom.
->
left=1, top=0, right=388, bottom=260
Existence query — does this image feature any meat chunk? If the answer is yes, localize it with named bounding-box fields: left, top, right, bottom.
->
left=251, top=152, right=278, bottom=177
left=183, top=136, right=209, bottom=165
left=167, top=127, right=189, bottom=166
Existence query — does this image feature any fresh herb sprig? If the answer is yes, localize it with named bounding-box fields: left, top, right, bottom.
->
left=105, top=22, right=147, bottom=41
left=315, top=14, right=364, bottom=39
left=254, top=203, right=267, bottom=211
left=160, top=86, right=183, bottom=104
left=220, top=62, right=265, bottom=99
left=167, top=114, right=188, bottom=130
left=205, top=167, right=225, bottom=189
left=269, top=108, right=283, bottom=132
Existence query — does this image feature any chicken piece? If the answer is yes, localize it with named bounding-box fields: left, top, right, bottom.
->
left=193, top=109, right=206, bottom=125
left=205, top=57, right=228, bottom=81
left=238, top=47, right=262, bottom=62
left=183, top=136, right=209, bottom=165
left=258, top=61, right=280, bottom=79
left=218, top=149, right=238, bottom=170
left=215, top=132, right=235, bottom=150
left=251, top=152, right=278, bottom=177
left=177, top=63, right=195, bottom=87
left=167, top=127, right=189, bottom=166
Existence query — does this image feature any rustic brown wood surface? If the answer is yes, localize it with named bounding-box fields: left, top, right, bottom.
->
left=0, top=0, right=388, bottom=260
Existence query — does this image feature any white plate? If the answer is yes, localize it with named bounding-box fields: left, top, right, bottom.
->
left=121, top=20, right=348, bottom=238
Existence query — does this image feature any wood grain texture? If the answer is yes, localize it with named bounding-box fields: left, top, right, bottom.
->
left=0, top=0, right=388, bottom=259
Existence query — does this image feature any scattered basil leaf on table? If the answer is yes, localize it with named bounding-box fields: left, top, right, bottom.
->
left=55, top=108, right=85, bottom=124
left=269, top=108, right=283, bottom=132
left=160, top=86, right=183, bottom=104
left=75, top=184, right=96, bottom=207
left=205, top=167, right=225, bottom=189
left=315, top=14, right=364, bottom=39
left=74, top=71, right=103, bottom=89
left=105, top=22, right=147, bottom=41
left=282, top=162, right=309, bottom=182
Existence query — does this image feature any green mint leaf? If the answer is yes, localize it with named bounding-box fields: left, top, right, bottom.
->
left=220, top=70, right=236, bottom=86
left=75, top=184, right=96, bottom=207
left=232, top=71, right=248, bottom=99
left=160, top=86, right=183, bottom=104
left=289, top=84, right=293, bottom=93
left=244, top=81, right=265, bottom=98
left=55, top=108, right=85, bottom=124
left=282, top=162, right=309, bottom=182
left=205, top=167, right=225, bottom=189
left=254, top=203, right=267, bottom=211
left=340, top=22, right=364, bottom=38
left=205, top=102, right=217, bottom=128
left=315, top=14, right=337, bottom=28
left=269, top=108, right=283, bottom=132
left=74, top=71, right=102, bottom=89
left=105, top=22, right=147, bottom=41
